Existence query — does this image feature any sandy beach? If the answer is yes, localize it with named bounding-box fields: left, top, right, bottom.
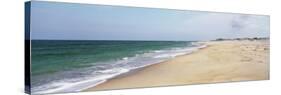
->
left=85, top=40, right=269, bottom=91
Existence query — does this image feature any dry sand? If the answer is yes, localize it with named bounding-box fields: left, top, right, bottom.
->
left=85, top=40, right=269, bottom=91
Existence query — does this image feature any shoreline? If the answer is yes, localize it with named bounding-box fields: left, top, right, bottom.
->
left=79, top=43, right=208, bottom=92
left=32, top=41, right=205, bottom=94
left=84, top=40, right=269, bottom=91
left=82, top=42, right=209, bottom=91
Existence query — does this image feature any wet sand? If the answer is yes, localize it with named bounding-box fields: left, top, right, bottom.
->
left=85, top=40, right=269, bottom=91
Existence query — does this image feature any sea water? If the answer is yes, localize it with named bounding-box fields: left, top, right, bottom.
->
left=31, top=40, right=205, bottom=94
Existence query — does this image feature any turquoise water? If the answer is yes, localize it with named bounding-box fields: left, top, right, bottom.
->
left=31, top=40, right=203, bottom=94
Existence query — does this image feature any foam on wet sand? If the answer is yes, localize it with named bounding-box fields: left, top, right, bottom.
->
left=85, top=40, right=269, bottom=91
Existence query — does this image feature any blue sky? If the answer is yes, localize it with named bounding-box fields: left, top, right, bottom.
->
left=30, top=1, right=270, bottom=41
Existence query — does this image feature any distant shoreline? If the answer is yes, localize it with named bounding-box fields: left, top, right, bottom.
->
left=213, top=37, right=269, bottom=41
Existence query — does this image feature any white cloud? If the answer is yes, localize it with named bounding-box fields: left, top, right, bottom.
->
left=180, top=13, right=269, bottom=40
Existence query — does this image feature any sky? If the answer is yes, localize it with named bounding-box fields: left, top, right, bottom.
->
left=30, top=1, right=270, bottom=41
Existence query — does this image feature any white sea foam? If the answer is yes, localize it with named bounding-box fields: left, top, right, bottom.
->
left=122, top=57, right=128, bottom=60
left=33, top=68, right=130, bottom=94
left=32, top=42, right=207, bottom=94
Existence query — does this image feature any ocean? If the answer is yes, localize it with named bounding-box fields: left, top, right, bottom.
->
left=31, top=40, right=205, bottom=94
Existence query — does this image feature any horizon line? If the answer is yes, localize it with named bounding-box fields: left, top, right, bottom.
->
left=30, top=39, right=200, bottom=42
left=30, top=36, right=269, bottom=42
